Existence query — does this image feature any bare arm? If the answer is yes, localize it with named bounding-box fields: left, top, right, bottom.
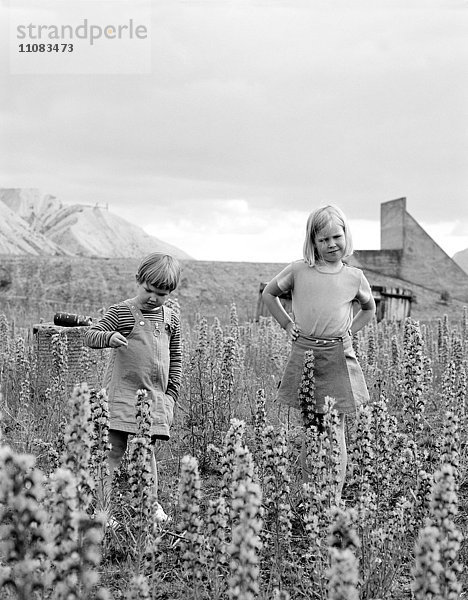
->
left=350, top=297, right=376, bottom=335
left=262, top=280, right=298, bottom=340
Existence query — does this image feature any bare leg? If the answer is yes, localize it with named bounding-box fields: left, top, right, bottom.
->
left=150, top=448, right=159, bottom=500
left=96, top=430, right=127, bottom=512
left=150, top=443, right=169, bottom=522
left=336, top=414, right=347, bottom=504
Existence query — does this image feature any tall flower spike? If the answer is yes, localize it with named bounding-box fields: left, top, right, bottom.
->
left=61, top=383, right=95, bottom=512
left=391, top=334, right=400, bottom=368
left=429, top=464, right=463, bottom=598
left=272, top=590, right=291, bottom=600
left=46, top=467, right=80, bottom=591
left=178, top=455, right=205, bottom=581
left=126, top=574, right=151, bottom=600
left=366, top=322, right=376, bottom=367
left=126, top=388, right=155, bottom=562
left=261, top=425, right=292, bottom=554
left=0, top=447, right=49, bottom=600
left=228, top=445, right=263, bottom=600
left=298, top=350, right=316, bottom=430
left=440, top=412, right=460, bottom=478
left=327, top=507, right=360, bottom=600
left=309, top=397, right=341, bottom=509
left=205, top=496, right=229, bottom=598
left=451, top=336, right=464, bottom=371
left=229, top=302, right=239, bottom=340
left=351, top=330, right=360, bottom=361
left=0, top=313, right=9, bottom=353
left=220, top=419, right=246, bottom=503
left=350, top=404, right=376, bottom=509
left=231, top=444, right=255, bottom=497
left=72, top=513, right=108, bottom=599
left=461, top=305, right=467, bottom=348
left=442, top=361, right=458, bottom=413
left=89, top=389, right=110, bottom=506
left=165, top=296, right=181, bottom=317
left=402, top=317, right=425, bottom=443
left=51, top=332, right=69, bottom=393
left=411, top=525, right=442, bottom=599
left=219, top=336, right=239, bottom=421
left=127, top=411, right=155, bottom=564
left=206, top=496, right=228, bottom=565
left=253, top=389, right=267, bottom=463
left=135, top=388, right=153, bottom=441
left=455, top=364, right=466, bottom=424
left=211, top=316, right=224, bottom=360
left=196, top=315, right=209, bottom=357
left=438, top=314, right=451, bottom=367
left=47, top=479, right=109, bottom=600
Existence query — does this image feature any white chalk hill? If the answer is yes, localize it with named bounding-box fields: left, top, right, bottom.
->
left=0, top=188, right=192, bottom=259
left=0, top=196, right=62, bottom=255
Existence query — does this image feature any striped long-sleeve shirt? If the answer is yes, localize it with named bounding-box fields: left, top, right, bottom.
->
left=84, top=303, right=182, bottom=401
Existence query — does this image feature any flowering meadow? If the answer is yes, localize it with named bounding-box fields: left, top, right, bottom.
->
left=0, top=303, right=466, bottom=599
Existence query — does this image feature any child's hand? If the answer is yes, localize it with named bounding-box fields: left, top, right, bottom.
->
left=285, top=321, right=299, bottom=341
left=109, top=333, right=128, bottom=348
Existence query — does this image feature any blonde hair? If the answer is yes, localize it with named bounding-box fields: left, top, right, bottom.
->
left=136, top=252, right=181, bottom=291
left=303, top=205, right=353, bottom=266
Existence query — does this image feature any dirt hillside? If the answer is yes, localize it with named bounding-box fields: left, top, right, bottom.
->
left=0, top=256, right=465, bottom=327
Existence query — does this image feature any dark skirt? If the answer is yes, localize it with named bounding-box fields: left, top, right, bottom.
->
left=276, top=333, right=369, bottom=415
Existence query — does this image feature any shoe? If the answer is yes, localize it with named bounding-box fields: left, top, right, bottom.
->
left=92, top=510, right=119, bottom=530
left=107, top=515, right=120, bottom=530
left=154, top=502, right=170, bottom=523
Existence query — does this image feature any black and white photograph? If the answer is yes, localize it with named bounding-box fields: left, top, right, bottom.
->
left=0, top=1, right=467, bottom=598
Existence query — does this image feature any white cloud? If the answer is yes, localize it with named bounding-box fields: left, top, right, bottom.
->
left=143, top=203, right=307, bottom=261
left=421, top=221, right=468, bottom=257
left=1, top=0, right=467, bottom=259
left=140, top=201, right=385, bottom=262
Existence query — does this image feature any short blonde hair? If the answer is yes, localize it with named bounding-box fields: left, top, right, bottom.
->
left=303, top=205, right=353, bottom=266
left=136, top=252, right=181, bottom=291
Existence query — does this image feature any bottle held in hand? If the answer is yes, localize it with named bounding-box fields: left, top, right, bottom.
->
left=53, top=312, right=93, bottom=327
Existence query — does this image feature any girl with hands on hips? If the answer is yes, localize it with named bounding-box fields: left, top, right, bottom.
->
left=262, top=204, right=375, bottom=504
left=264, top=290, right=299, bottom=341
left=285, top=320, right=299, bottom=342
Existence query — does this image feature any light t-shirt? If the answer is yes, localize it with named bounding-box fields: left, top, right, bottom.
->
left=275, top=260, right=372, bottom=338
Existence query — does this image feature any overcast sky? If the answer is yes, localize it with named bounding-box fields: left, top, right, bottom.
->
left=1, top=0, right=467, bottom=262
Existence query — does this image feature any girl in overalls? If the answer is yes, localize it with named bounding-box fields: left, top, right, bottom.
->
left=85, top=252, right=182, bottom=524
left=262, top=205, right=375, bottom=502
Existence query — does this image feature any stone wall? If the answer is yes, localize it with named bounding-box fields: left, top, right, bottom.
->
left=381, top=198, right=406, bottom=250
left=350, top=198, right=468, bottom=303
left=350, top=249, right=402, bottom=278
left=399, top=210, right=468, bottom=301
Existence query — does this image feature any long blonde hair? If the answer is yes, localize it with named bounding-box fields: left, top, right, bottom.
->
left=303, top=205, right=353, bottom=266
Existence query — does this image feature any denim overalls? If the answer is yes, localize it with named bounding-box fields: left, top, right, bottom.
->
left=104, top=300, right=175, bottom=440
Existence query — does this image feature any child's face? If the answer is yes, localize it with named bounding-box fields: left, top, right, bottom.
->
left=315, top=222, right=346, bottom=264
left=135, top=280, right=171, bottom=310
